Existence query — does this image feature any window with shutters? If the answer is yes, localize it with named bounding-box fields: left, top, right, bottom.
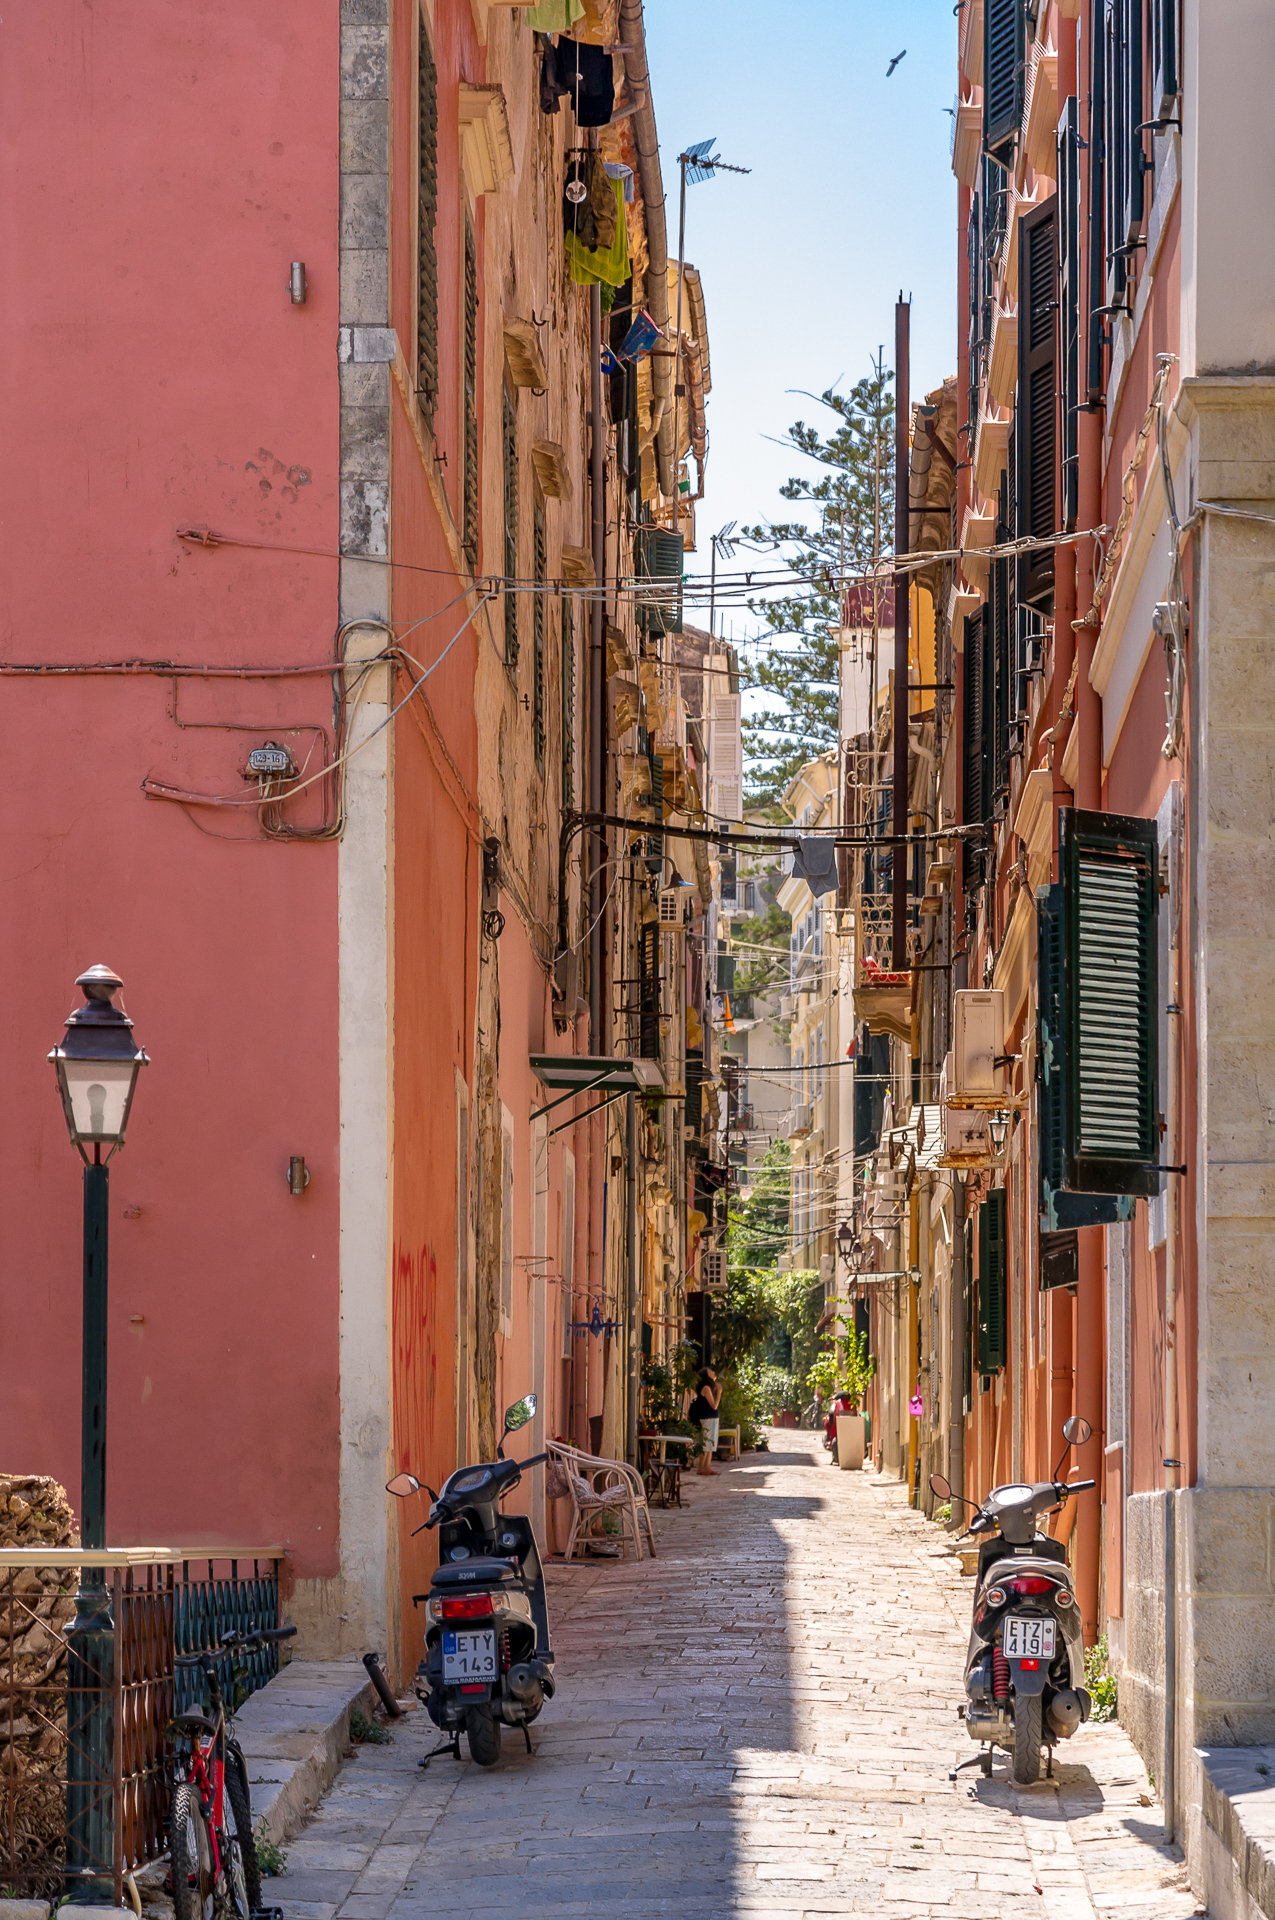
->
left=978, top=1188, right=1008, bottom=1373
left=1150, top=0, right=1180, bottom=121
left=1086, top=0, right=1108, bottom=402
left=1103, top=0, right=1144, bottom=310
left=685, top=1050, right=703, bottom=1138
left=1017, top=196, right=1058, bottom=611
left=1057, top=99, right=1081, bottom=532
left=966, top=198, right=982, bottom=438
left=560, top=593, right=575, bottom=810
left=502, top=382, right=519, bottom=667
left=962, top=608, right=988, bottom=886
left=991, top=474, right=1013, bottom=806
left=984, top=0, right=1025, bottom=166
left=462, top=213, right=479, bottom=573
left=1061, top=807, right=1159, bottom=1194
left=638, top=920, right=660, bottom=1060
left=417, top=16, right=440, bottom=430
left=532, top=497, right=546, bottom=769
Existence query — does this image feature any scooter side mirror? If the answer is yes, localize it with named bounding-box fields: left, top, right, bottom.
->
left=929, top=1473, right=952, bottom=1500
left=386, top=1473, right=421, bottom=1498
left=503, top=1393, right=537, bottom=1434
left=1062, top=1414, right=1092, bottom=1446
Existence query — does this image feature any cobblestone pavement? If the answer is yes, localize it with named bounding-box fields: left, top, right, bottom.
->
left=270, top=1431, right=1202, bottom=1919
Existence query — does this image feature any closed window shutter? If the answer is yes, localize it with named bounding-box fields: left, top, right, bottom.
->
left=1104, top=0, right=1144, bottom=308
left=978, top=1189, right=1008, bottom=1374
left=1057, top=99, right=1081, bottom=532
left=962, top=609, right=986, bottom=887
left=462, top=215, right=479, bottom=572
left=1061, top=807, right=1159, bottom=1195
left=639, top=921, right=661, bottom=1060
left=417, top=19, right=440, bottom=428
left=1151, top=0, right=1180, bottom=120
left=1016, top=196, right=1058, bottom=611
left=992, top=475, right=1012, bottom=805
left=533, top=500, right=546, bottom=767
left=966, top=198, right=982, bottom=436
left=685, top=1049, right=703, bottom=1136
left=1086, top=0, right=1107, bottom=402
left=560, top=594, right=575, bottom=809
left=984, top=0, right=1025, bottom=167
left=502, top=384, right=519, bottom=666
left=1036, top=882, right=1068, bottom=1212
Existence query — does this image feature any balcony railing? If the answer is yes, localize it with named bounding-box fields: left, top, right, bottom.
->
left=853, top=893, right=926, bottom=982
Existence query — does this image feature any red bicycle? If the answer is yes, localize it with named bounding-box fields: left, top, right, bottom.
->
left=167, top=1624, right=296, bottom=1920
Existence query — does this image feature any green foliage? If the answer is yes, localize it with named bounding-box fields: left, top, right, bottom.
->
left=739, top=364, right=895, bottom=806
left=761, top=1265, right=825, bottom=1403
left=728, top=899, right=792, bottom=1006
left=641, top=1342, right=701, bottom=1428
left=714, top=1375, right=759, bottom=1453
left=711, top=1264, right=777, bottom=1371
left=735, top=1358, right=800, bottom=1419
left=350, top=1708, right=391, bottom=1745
left=726, top=1137, right=791, bottom=1275
left=1084, top=1633, right=1118, bottom=1723
left=254, top=1825, right=288, bottom=1877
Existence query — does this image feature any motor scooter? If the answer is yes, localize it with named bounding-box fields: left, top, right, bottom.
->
left=387, top=1393, right=555, bottom=1769
left=823, top=1391, right=856, bottom=1452
left=930, top=1414, right=1096, bottom=1785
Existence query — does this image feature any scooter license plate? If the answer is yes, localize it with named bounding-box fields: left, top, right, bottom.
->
left=1003, top=1614, right=1055, bottom=1660
left=441, top=1629, right=497, bottom=1683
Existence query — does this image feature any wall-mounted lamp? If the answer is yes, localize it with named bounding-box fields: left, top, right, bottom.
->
left=287, top=1155, right=311, bottom=1195
left=289, top=262, right=307, bottom=305
left=989, top=1110, right=1009, bottom=1154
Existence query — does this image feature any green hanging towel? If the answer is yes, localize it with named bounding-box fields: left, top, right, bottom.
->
left=527, top=0, right=584, bottom=28
left=566, top=176, right=628, bottom=289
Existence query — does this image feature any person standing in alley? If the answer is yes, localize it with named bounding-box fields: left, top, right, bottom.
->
left=689, top=1366, right=722, bottom=1475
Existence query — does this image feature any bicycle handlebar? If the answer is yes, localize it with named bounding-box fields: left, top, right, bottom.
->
left=174, top=1624, right=297, bottom=1668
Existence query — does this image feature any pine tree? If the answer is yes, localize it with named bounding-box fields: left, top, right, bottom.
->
left=739, top=362, right=895, bottom=807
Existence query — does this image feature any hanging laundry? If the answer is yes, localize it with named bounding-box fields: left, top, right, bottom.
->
left=565, top=174, right=629, bottom=289
left=603, top=159, right=635, bottom=204
left=555, top=38, right=615, bottom=127
left=618, top=307, right=661, bottom=362
left=589, top=150, right=616, bottom=249
left=792, top=836, right=839, bottom=898
left=527, top=0, right=584, bottom=30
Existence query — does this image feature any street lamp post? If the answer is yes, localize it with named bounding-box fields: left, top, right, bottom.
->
left=49, top=965, right=148, bottom=1904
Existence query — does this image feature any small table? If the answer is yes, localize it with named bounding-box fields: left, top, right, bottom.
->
left=638, top=1433, right=692, bottom=1508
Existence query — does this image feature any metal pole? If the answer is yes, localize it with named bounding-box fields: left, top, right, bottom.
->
left=626, top=1092, right=640, bottom=1465
left=1163, top=791, right=1182, bottom=1844
left=709, top=538, right=717, bottom=640
left=66, top=1158, right=114, bottom=1903
left=589, top=272, right=605, bottom=1053
left=892, top=298, right=910, bottom=971
left=671, top=157, right=688, bottom=516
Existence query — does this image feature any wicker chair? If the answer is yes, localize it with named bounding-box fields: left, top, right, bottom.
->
left=547, top=1440, right=657, bottom=1562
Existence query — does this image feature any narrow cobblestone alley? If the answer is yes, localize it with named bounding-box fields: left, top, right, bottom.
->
left=271, top=1435, right=1201, bottom=1920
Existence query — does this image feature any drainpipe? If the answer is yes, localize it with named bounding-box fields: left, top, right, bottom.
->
left=1163, top=788, right=1182, bottom=1844
left=949, top=943, right=969, bottom=1519
left=626, top=1091, right=640, bottom=1465
left=618, top=0, right=674, bottom=498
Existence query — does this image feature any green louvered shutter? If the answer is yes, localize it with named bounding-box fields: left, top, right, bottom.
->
left=984, top=0, right=1025, bottom=167
left=1057, top=99, right=1081, bottom=533
left=1017, top=196, right=1058, bottom=612
left=1151, top=0, right=1179, bottom=120
left=1061, top=808, right=1159, bottom=1194
left=978, top=1189, right=1008, bottom=1374
left=962, top=610, right=986, bottom=889
left=1037, top=882, right=1067, bottom=1210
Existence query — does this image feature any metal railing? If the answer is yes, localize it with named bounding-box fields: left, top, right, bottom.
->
left=1, top=1551, right=281, bottom=1904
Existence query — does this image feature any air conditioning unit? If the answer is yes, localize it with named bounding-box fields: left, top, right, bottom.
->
left=951, top=989, right=1006, bottom=1106
left=819, top=1252, right=835, bottom=1286
left=940, top=1050, right=993, bottom=1166
left=702, top=1247, right=727, bottom=1289
left=658, top=886, right=686, bottom=926
left=790, top=1103, right=814, bottom=1139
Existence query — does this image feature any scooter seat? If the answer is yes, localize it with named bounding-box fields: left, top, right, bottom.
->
left=429, top=1558, right=519, bottom=1588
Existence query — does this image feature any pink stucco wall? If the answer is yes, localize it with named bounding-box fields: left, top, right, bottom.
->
left=0, top=2, right=343, bottom=1576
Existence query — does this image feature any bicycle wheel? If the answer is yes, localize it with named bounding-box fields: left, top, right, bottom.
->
left=169, top=1781, right=214, bottom=1920
left=222, top=1749, right=262, bottom=1918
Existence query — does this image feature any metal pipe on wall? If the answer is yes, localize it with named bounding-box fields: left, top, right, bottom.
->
left=1163, top=785, right=1182, bottom=1844
left=892, top=298, right=910, bottom=970
left=626, top=1091, right=639, bottom=1465
left=589, top=277, right=605, bottom=1053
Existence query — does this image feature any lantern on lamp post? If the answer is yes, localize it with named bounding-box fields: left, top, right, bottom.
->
left=50, top=965, right=148, bottom=1903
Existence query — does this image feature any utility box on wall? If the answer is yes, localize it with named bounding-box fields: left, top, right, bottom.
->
left=951, top=989, right=1006, bottom=1105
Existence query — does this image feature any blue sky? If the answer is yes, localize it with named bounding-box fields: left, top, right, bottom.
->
left=644, top=0, right=959, bottom=644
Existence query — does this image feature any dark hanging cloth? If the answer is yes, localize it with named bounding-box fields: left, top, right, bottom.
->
left=555, top=38, right=614, bottom=127
left=792, top=836, right=839, bottom=898
left=540, top=43, right=562, bottom=113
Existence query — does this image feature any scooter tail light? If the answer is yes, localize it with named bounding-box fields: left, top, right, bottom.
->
left=438, top=1594, right=494, bottom=1620
left=985, top=1586, right=1006, bottom=1606
left=1007, top=1576, right=1054, bottom=1595
left=1056, top=1589, right=1074, bottom=1607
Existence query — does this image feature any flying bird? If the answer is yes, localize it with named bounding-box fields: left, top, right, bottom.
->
left=886, top=49, right=907, bottom=76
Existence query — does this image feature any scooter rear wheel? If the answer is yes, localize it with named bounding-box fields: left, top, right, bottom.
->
left=1011, top=1693, right=1042, bottom=1785
left=464, top=1704, right=501, bottom=1767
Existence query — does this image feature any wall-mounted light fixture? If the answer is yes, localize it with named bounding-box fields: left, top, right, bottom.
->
left=289, top=262, right=307, bottom=305
left=287, top=1155, right=310, bottom=1195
